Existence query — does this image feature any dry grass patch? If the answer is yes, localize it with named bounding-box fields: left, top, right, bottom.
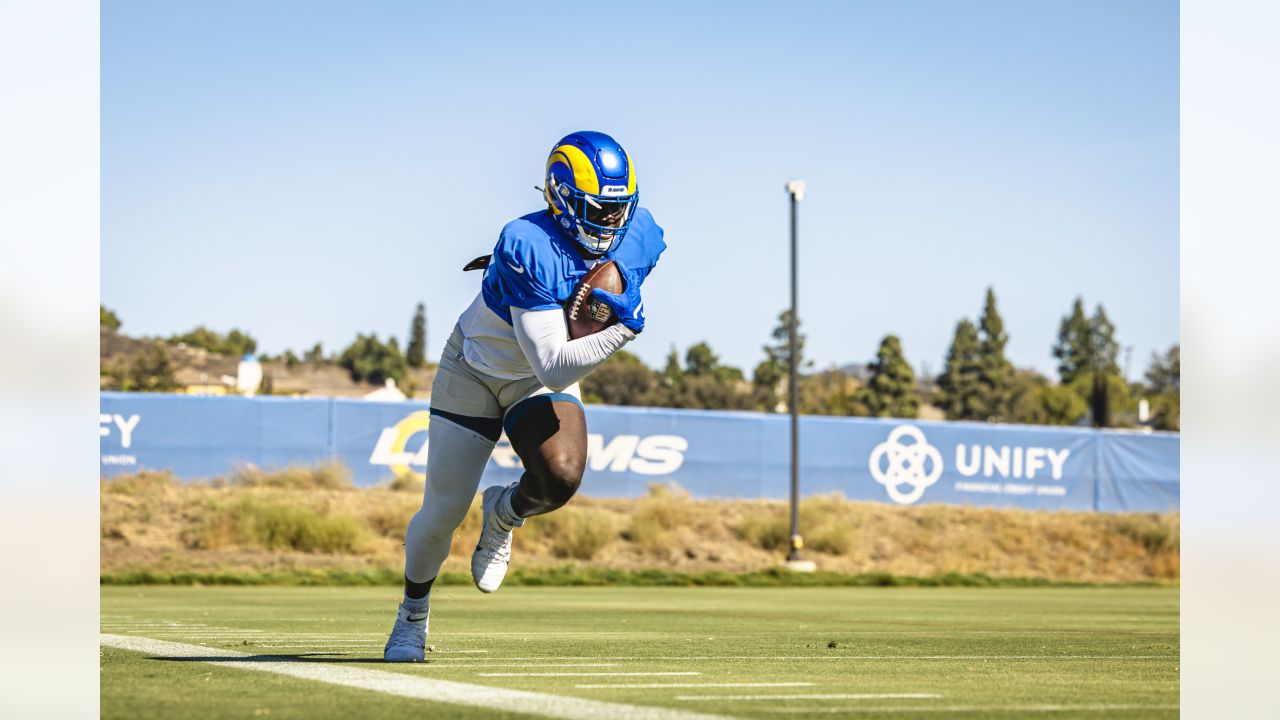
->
left=186, top=495, right=371, bottom=554
left=524, top=506, right=619, bottom=560
left=224, top=462, right=353, bottom=490
left=101, top=470, right=1180, bottom=584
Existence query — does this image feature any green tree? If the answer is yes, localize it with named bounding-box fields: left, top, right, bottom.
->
left=168, top=326, right=258, bottom=357
left=125, top=342, right=178, bottom=392
left=1144, top=344, right=1180, bottom=431
left=800, top=369, right=869, bottom=416
left=581, top=350, right=670, bottom=406
left=1051, top=298, right=1127, bottom=427
left=407, top=303, right=427, bottom=368
left=753, top=309, right=808, bottom=412
left=282, top=350, right=300, bottom=369
left=859, top=335, right=918, bottom=418
left=338, top=333, right=408, bottom=384
left=662, top=347, right=683, bottom=385
left=684, top=341, right=744, bottom=383
left=1007, top=370, right=1088, bottom=426
left=684, top=342, right=719, bottom=377
left=304, top=342, right=325, bottom=363
left=640, top=342, right=754, bottom=410
left=936, top=319, right=984, bottom=420
left=100, top=305, right=122, bottom=331
left=977, top=287, right=1015, bottom=420
left=1052, top=297, right=1092, bottom=385
left=1084, top=304, right=1123, bottom=426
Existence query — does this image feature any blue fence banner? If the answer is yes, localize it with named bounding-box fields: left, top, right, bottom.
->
left=99, top=393, right=1179, bottom=512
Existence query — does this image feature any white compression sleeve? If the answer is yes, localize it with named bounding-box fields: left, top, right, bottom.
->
left=512, top=306, right=635, bottom=392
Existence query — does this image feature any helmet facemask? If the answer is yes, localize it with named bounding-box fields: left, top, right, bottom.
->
left=547, top=175, right=637, bottom=255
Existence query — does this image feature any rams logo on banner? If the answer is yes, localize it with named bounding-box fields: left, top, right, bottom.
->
left=368, top=411, right=431, bottom=481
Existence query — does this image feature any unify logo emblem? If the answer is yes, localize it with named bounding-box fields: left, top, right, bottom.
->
left=869, top=425, right=943, bottom=504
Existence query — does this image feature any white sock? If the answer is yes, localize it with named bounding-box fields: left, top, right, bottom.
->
left=495, top=483, right=525, bottom=529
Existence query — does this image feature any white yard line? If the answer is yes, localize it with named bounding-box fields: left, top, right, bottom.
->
left=676, top=694, right=941, bottom=702
left=772, top=703, right=1179, bottom=714
left=420, top=655, right=1174, bottom=662
left=479, top=672, right=702, bottom=678
left=101, top=634, right=734, bottom=720
left=577, top=683, right=817, bottom=689
left=435, top=663, right=623, bottom=668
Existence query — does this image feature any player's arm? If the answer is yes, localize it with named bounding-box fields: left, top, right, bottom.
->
left=512, top=307, right=635, bottom=392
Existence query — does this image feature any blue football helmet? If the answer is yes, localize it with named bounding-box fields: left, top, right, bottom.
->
left=543, top=131, right=638, bottom=255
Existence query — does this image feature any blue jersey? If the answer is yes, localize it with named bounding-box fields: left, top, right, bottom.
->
left=480, top=208, right=665, bottom=324
left=456, top=207, right=665, bottom=380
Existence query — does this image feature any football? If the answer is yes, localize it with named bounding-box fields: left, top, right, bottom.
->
left=565, top=260, right=623, bottom=339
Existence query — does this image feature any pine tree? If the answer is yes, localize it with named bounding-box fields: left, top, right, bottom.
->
left=860, top=335, right=918, bottom=418
left=752, top=309, right=808, bottom=412
left=1086, top=304, right=1122, bottom=426
left=937, top=319, right=983, bottom=420
left=1052, top=297, right=1127, bottom=427
left=407, top=303, right=427, bottom=368
left=976, top=287, right=1015, bottom=420
left=662, top=347, right=683, bottom=385
left=1088, top=305, right=1120, bottom=376
left=1144, top=344, right=1180, bottom=431
left=1052, top=297, right=1092, bottom=385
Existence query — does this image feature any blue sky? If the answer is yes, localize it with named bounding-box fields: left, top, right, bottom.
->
left=102, top=0, right=1177, bottom=380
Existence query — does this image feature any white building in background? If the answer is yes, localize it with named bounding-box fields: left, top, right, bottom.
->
left=363, top=378, right=406, bottom=402
left=236, top=354, right=263, bottom=397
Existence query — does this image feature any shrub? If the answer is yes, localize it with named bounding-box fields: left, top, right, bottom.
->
left=103, top=470, right=177, bottom=496
left=806, top=525, right=854, bottom=556
left=527, top=507, right=617, bottom=560
left=623, top=514, right=673, bottom=555
left=622, top=483, right=695, bottom=555
left=734, top=509, right=789, bottom=551
left=387, top=474, right=425, bottom=493
left=189, top=496, right=369, bottom=554
left=1114, top=513, right=1180, bottom=553
left=228, top=462, right=352, bottom=490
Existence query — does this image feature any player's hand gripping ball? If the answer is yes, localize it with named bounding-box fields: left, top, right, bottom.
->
left=590, top=265, right=645, bottom=335
left=566, top=261, right=624, bottom=339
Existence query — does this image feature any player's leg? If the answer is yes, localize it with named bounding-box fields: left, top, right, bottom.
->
left=471, top=391, right=586, bottom=592
left=505, top=393, right=588, bottom=517
left=403, top=413, right=500, bottom=586
left=385, top=332, right=502, bottom=662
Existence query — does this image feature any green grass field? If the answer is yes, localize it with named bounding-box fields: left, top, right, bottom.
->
left=101, top=586, right=1178, bottom=719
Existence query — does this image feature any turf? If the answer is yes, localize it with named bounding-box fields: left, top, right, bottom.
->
left=101, top=586, right=1178, bottom=719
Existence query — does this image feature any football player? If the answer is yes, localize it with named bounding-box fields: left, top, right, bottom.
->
left=383, top=131, right=665, bottom=661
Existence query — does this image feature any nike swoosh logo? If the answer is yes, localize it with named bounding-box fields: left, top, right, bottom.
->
left=508, top=262, right=525, bottom=274
left=406, top=613, right=428, bottom=622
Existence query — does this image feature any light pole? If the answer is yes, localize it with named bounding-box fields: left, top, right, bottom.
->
left=784, top=179, right=815, bottom=572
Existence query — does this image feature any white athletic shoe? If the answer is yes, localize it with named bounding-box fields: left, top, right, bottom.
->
left=382, top=602, right=429, bottom=662
left=471, top=483, right=523, bottom=593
